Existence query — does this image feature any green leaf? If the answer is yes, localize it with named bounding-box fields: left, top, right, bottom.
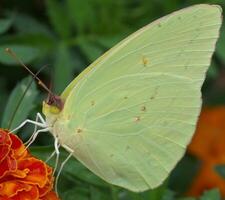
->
left=90, top=187, right=111, bottom=200
left=161, top=189, right=176, bottom=200
left=0, top=45, right=40, bottom=65
left=78, top=37, right=104, bottom=62
left=53, top=43, right=74, bottom=94
left=62, top=188, right=89, bottom=200
left=206, top=61, right=219, bottom=79
left=96, top=34, right=126, bottom=49
left=216, top=22, right=225, bottom=62
left=178, top=197, right=195, bottom=200
left=0, top=18, right=13, bottom=34
left=0, top=78, right=8, bottom=124
left=215, top=164, right=225, bottom=179
left=13, top=14, right=52, bottom=36
left=120, top=184, right=167, bottom=200
left=199, top=189, right=221, bottom=200
left=66, top=0, right=94, bottom=33
left=1, top=76, right=38, bottom=130
left=169, top=155, right=200, bottom=194
left=46, top=0, right=71, bottom=38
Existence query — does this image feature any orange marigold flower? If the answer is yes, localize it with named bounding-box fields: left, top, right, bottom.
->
left=0, top=129, right=60, bottom=200
left=187, top=107, right=225, bottom=197
left=187, top=162, right=225, bottom=197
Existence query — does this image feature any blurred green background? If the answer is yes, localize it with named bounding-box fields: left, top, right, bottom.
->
left=0, top=0, right=225, bottom=199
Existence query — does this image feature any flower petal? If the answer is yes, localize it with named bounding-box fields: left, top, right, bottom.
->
left=0, top=129, right=58, bottom=199
left=18, top=157, right=48, bottom=188
left=39, top=176, right=53, bottom=197
left=0, top=130, right=11, bottom=162
left=187, top=162, right=225, bottom=196
left=188, top=107, right=225, bottom=162
left=0, top=156, right=17, bottom=179
left=0, top=144, right=10, bottom=162
left=13, top=185, right=39, bottom=200
left=9, top=168, right=30, bottom=179
left=9, top=134, right=28, bottom=160
left=0, top=129, right=11, bottom=145
left=40, top=191, right=60, bottom=200
left=0, top=180, right=32, bottom=197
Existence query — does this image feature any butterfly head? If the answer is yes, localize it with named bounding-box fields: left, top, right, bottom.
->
left=42, top=94, right=65, bottom=127
left=43, top=94, right=64, bottom=113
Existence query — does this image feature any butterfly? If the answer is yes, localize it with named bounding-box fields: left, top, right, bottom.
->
left=15, top=4, right=223, bottom=192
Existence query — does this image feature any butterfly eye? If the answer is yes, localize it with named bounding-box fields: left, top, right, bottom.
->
left=46, top=95, right=64, bottom=111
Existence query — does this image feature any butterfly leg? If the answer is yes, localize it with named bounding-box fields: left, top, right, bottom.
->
left=54, top=146, right=73, bottom=196
left=45, top=143, right=60, bottom=163
left=24, top=113, right=47, bottom=145
left=25, top=127, right=50, bottom=149
left=53, top=137, right=60, bottom=175
left=10, top=112, right=47, bottom=133
left=16, top=127, right=50, bottom=156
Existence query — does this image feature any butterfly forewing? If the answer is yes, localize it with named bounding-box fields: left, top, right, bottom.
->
left=53, top=4, right=222, bottom=191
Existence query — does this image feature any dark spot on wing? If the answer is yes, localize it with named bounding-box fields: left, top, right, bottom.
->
left=134, top=116, right=141, bottom=122
left=150, top=86, right=159, bottom=100
left=126, top=146, right=130, bottom=151
left=76, top=128, right=82, bottom=133
left=150, top=96, right=155, bottom=100
left=141, top=106, right=146, bottom=112
left=142, top=56, right=149, bottom=67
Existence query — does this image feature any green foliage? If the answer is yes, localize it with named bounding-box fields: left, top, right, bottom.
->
left=199, top=189, right=221, bottom=200
left=169, top=155, right=200, bottom=194
left=0, top=45, right=40, bottom=65
left=215, top=164, right=225, bottom=178
left=1, top=0, right=225, bottom=199
left=0, top=17, right=13, bottom=34
left=1, top=77, right=38, bottom=130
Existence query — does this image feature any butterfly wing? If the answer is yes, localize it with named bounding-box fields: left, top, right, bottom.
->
left=55, top=4, right=222, bottom=191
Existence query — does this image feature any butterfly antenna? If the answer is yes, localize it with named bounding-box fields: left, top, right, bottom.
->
left=5, top=48, right=55, bottom=97
left=47, top=75, right=54, bottom=104
left=7, top=64, right=48, bottom=130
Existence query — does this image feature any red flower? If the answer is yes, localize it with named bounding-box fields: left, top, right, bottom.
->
left=0, top=129, right=60, bottom=200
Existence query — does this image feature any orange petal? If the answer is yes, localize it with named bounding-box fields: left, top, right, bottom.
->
left=187, top=162, right=225, bottom=197
left=39, top=173, right=54, bottom=198
left=18, top=157, right=48, bottom=188
left=188, top=107, right=225, bottom=162
left=0, top=130, right=12, bottom=163
left=9, top=168, right=30, bottom=179
left=12, top=185, right=39, bottom=200
left=0, top=144, right=10, bottom=162
left=46, top=165, right=53, bottom=175
left=0, top=156, right=17, bottom=178
left=0, top=129, right=11, bottom=146
left=40, top=191, right=60, bottom=200
left=9, top=134, right=28, bottom=159
left=38, top=178, right=53, bottom=198
left=0, top=180, right=32, bottom=198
